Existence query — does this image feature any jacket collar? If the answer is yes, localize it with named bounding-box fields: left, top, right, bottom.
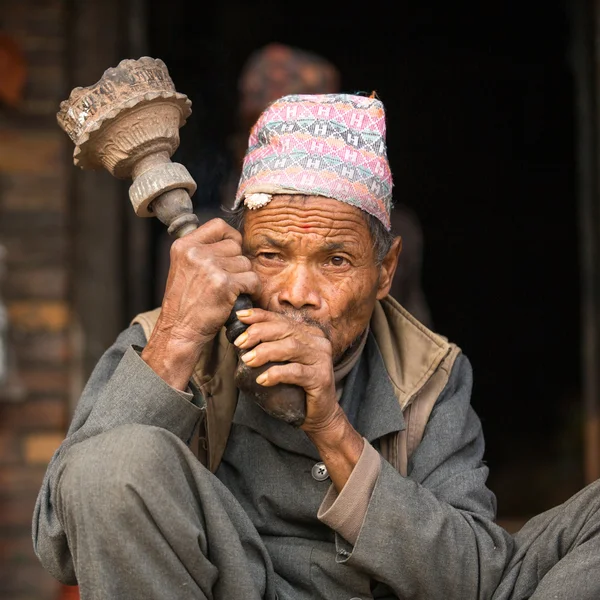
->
left=370, top=296, right=451, bottom=409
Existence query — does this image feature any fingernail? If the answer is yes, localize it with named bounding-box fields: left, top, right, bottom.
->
left=241, top=350, right=256, bottom=363
left=256, top=373, right=268, bottom=385
left=233, top=331, right=248, bottom=347
left=236, top=309, right=252, bottom=318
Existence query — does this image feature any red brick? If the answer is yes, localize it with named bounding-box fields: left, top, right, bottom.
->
left=0, top=432, right=22, bottom=464
left=24, top=65, right=66, bottom=104
left=0, top=562, right=59, bottom=598
left=0, top=398, right=67, bottom=430
left=0, top=172, right=67, bottom=213
left=0, top=534, right=38, bottom=564
left=21, top=98, right=64, bottom=116
left=0, top=212, right=67, bottom=233
left=4, top=267, right=68, bottom=300
left=0, top=492, right=37, bottom=527
left=0, top=466, right=47, bottom=494
left=20, top=34, right=63, bottom=54
left=19, top=369, right=70, bottom=396
left=24, top=433, right=63, bottom=464
left=2, top=232, right=68, bottom=267
left=0, top=130, right=63, bottom=175
left=13, top=331, right=71, bottom=365
left=8, top=301, right=69, bottom=333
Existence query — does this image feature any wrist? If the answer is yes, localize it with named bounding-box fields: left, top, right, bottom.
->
left=141, top=329, right=205, bottom=391
left=306, top=408, right=361, bottom=455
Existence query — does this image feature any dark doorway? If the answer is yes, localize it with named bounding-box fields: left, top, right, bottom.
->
left=147, top=0, right=582, bottom=518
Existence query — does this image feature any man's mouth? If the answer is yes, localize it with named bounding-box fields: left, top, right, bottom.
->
left=276, top=308, right=333, bottom=342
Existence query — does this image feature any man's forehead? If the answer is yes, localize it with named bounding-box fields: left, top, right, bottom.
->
left=242, top=195, right=371, bottom=247
left=244, top=194, right=367, bottom=226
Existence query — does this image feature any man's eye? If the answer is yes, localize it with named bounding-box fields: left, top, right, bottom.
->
left=329, top=256, right=348, bottom=267
left=259, top=252, right=281, bottom=261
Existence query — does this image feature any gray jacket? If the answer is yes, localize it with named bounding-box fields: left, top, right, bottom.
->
left=33, top=298, right=513, bottom=598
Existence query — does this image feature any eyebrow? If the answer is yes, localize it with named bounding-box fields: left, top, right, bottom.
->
left=257, top=236, right=348, bottom=254
left=259, top=235, right=289, bottom=249
left=322, top=241, right=345, bottom=253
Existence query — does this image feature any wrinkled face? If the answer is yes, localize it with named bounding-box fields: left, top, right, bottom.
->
left=243, top=195, right=400, bottom=362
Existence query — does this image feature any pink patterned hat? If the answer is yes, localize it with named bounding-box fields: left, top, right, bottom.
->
left=234, top=93, right=393, bottom=230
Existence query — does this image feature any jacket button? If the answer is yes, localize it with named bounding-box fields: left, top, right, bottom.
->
left=311, top=462, right=329, bottom=481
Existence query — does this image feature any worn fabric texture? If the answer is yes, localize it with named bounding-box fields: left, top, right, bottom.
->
left=234, top=93, right=393, bottom=229
left=32, top=319, right=600, bottom=599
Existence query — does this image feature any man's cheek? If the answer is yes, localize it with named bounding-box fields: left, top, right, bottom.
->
left=256, top=280, right=282, bottom=311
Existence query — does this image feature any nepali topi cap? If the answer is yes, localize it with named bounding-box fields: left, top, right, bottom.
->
left=234, top=93, right=393, bottom=230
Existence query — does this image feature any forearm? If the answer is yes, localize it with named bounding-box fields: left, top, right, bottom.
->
left=141, top=327, right=203, bottom=391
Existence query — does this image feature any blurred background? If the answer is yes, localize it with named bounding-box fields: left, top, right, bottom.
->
left=1, top=0, right=600, bottom=598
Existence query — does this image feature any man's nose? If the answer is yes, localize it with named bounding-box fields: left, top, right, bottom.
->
left=276, top=265, right=321, bottom=310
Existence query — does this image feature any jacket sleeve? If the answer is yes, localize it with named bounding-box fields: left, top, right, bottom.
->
left=318, top=354, right=514, bottom=600
left=32, top=324, right=204, bottom=584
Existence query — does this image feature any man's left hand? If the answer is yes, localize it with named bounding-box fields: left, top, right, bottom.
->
left=234, top=308, right=342, bottom=434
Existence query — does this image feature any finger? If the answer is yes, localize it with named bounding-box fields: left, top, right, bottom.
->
left=217, top=255, right=253, bottom=274
left=240, top=337, right=313, bottom=368
left=231, top=271, right=262, bottom=297
left=170, top=235, right=241, bottom=266
left=234, top=313, right=327, bottom=349
left=208, top=238, right=244, bottom=257
left=235, top=308, right=324, bottom=328
left=255, top=362, right=317, bottom=389
left=189, top=218, right=243, bottom=246
left=181, top=239, right=242, bottom=261
left=233, top=319, right=294, bottom=349
left=234, top=307, right=277, bottom=323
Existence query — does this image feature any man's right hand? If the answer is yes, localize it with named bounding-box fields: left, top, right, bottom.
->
left=141, top=218, right=260, bottom=390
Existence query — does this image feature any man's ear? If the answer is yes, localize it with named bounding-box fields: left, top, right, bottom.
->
left=376, top=236, right=402, bottom=300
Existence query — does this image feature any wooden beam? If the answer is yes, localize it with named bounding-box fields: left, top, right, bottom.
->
left=65, top=0, right=128, bottom=401
left=571, top=0, right=600, bottom=483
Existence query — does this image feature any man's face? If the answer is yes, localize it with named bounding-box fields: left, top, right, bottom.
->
left=242, top=195, right=400, bottom=362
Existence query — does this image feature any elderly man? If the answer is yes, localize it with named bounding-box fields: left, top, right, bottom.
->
left=34, top=94, right=599, bottom=600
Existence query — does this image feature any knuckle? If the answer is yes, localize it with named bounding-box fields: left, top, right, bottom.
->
left=240, top=256, right=252, bottom=271
left=208, top=270, right=229, bottom=289
left=312, top=326, right=327, bottom=340
left=219, top=219, right=242, bottom=241
left=249, top=272, right=262, bottom=291
left=290, top=362, right=303, bottom=377
left=169, top=238, right=187, bottom=259
left=223, top=238, right=241, bottom=254
left=319, top=337, right=333, bottom=353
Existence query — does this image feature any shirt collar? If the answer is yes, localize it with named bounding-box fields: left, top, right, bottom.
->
left=339, top=330, right=405, bottom=443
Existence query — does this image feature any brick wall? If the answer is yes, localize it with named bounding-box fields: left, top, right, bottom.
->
left=0, top=2, right=71, bottom=599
